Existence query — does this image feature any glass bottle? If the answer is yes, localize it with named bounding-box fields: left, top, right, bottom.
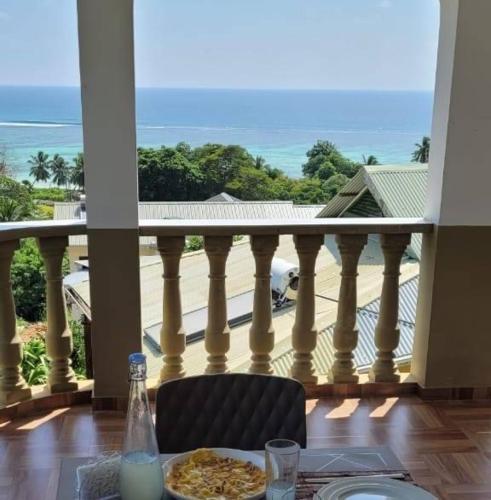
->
left=120, top=353, right=163, bottom=500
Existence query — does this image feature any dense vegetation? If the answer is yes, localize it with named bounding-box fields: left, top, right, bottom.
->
left=137, top=141, right=362, bottom=204
left=21, top=319, right=86, bottom=385
left=27, top=140, right=376, bottom=205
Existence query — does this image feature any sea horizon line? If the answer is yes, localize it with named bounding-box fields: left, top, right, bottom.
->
left=0, top=84, right=434, bottom=94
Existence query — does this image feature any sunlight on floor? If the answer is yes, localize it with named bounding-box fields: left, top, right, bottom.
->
left=16, top=407, right=70, bottom=431
left=369, top=398, right=399, bottom=418
left=326, top=399, right=360, bottom=419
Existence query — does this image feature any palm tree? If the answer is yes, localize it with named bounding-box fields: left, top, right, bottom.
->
left=28, top=151, right=50, bottom=184
left=412, top=136, right=431, bottom=163
left=362, top=154, right=379, bottom=165
left=71, top=153, right=84, bottom=191
left=254, top=156, right=268, bottom=170
left=49, top=154, right=70, bottom=189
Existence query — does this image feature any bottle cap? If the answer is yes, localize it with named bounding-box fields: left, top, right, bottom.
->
left=129, top=353, right=146, bottom=365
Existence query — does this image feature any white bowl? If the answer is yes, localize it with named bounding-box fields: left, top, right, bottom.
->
left=162, top=448, right=266, bottom=500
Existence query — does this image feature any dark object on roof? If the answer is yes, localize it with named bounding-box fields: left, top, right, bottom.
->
left=155, top=373, right=306, bottom=452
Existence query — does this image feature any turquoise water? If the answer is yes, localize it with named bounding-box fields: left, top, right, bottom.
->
left=0, top=86, right=433, bottom=180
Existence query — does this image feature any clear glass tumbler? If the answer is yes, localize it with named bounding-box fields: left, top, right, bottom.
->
left=265, top=439, right=300, bottom=500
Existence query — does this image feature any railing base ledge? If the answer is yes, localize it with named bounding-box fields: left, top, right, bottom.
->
left=2, top=379, right=491, bottom=421
left=0, top=380, right=93, bottom=423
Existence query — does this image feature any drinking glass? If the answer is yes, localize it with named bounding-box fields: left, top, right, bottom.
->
left=265, top=439, right=300, bottom=500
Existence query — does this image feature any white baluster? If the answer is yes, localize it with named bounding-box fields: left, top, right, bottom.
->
left=328, top=234, right=367, bottom=384
left=249, top=235, right=279, bottom=374
left=369, top=233, right=411, bottom=382
left=38, top=236, right=78, bottom=393
left=0, top=240, right=31, bottom=406
left=290, top=234, right=323, bottom=384
left=204, top=236, right=233, bottom=374
left=158, top=236, right=186, bottom=381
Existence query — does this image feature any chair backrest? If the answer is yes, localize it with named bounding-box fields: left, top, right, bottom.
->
left=155, top=373, right=306, bottom=453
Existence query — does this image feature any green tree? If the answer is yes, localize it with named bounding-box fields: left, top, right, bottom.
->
left=412, top=136, right=431, bottom=163
left=11, top=239, right=47, bottom=322
left=49, top=154, right=71, bottom=190
left=362, top=154, right=379, bottom=165
left=323, top=173, right=349, bottom=198
left=138, top=146, right=202, bottom=201
left=71, top=153, right=84, bottom=191
left=290, top=178, right=330, bottom=204
left=302, top=140, right=360, bottom=179
left=28, top=151, right=51, bottom=184
left=316, top=161, right=336, bottom=181
left=226, top=166, right=276, bottom=200
left=0, top=148, right=12, bottom=177
left=11, top=239, right=69, bottom=322
left=194, top=144, right=254, bottom=198
left=175, top=141, right=193, bottom=160
left=0, top=176, right=34, bottom=221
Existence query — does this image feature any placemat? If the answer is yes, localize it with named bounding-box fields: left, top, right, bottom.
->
left=57, top=446, right=409, bottom=500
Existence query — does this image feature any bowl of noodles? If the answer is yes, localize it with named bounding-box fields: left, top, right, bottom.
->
left=162, top=448, right=266, bottom=500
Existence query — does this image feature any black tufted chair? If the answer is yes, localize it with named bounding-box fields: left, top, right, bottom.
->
left=155, top=373, right=306, bottom=453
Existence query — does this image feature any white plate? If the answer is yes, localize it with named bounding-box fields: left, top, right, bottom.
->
left=316, top=477, right=437, bottom=500
left=162, top=448, right=266, bottom=500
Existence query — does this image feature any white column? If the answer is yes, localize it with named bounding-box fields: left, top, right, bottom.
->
left=78, top=0, right=139, bottom=230
left=77, top=0, right=142, bottom=398
left=413, top=0, right=491, bottom=388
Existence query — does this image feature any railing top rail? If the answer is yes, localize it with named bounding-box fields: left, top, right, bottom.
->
left=0, top=220, right=87, bottom=242
left=140, top=217, right=433, bottom=237
left=0, top=217, right=433, bottom=242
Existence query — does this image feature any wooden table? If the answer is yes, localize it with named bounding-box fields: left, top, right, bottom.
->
left=57, top=446, right=406, bottom=499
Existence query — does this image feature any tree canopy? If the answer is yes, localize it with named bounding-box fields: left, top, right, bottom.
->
left=0, top=176, right=34, bottom=221
left=302, top=140, right=361, bottom=179
left=136, top=141, right=359, bottom=205
left=412, top=136, right=430, bottom=163
left=27, top=140, right=365, bottom=205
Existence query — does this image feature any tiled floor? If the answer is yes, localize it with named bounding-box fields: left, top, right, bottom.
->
left=1, top=396, right=491, bottom=499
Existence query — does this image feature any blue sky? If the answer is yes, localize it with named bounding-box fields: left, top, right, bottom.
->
left=0, top=0, right=439, bottom=90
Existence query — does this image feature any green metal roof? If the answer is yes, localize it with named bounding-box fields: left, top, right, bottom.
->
left=272, top=275, right=419, bottom=377
left=364, top=165, right=427, bottom=219
left=317, top=164, right=427, bottom=259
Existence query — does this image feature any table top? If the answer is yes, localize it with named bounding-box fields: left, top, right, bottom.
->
left=57, top=446, right=405, bottom=500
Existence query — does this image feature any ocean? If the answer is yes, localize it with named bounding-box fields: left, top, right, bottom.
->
left=0, top=86, right=433, bottom=180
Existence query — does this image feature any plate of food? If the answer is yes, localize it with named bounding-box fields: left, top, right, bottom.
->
left=162, top=448, right=266, bottom=500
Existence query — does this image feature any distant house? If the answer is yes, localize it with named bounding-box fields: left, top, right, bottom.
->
left=54, top=193, right=325, bottom=264
left=317, top=165, right=427, bottom=259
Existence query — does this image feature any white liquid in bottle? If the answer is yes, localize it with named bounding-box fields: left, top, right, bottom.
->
left=120, top=451, right=163, bottom=500
left=120, top=353, right=164, bottom=500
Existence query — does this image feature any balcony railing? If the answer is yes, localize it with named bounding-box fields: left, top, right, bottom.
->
left=0, top=218, right=432, bottom=408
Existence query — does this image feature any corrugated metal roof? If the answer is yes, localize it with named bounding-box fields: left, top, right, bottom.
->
left=316, top=170, right=366, bottom=217
left=54, top=201, right=324, bottom=246
left=206, top=192, right=241, bottom=202
left=364, top=165, right=427, bottom=219
left=317, top=165, right=427, bottom=259
left=364, top=165, right=426, bottom=259
left=272, top=275, right=419, bottom=376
